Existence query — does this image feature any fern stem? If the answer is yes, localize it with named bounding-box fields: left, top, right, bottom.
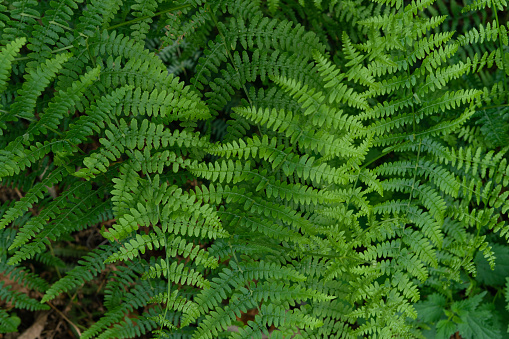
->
left=301, top=251, right=369, bottom=262
left=48, top=20, right=88, bottom=39
left=47, top=301, right=83, bottom=335
left=13, top=45, right=74, bottom=62
left=406, top=138, right=422, bottom=209
left=106, top=4, right=191, bottom=31
left=360, top=141, right=410, bottom=170
left=228, top=235, right=264, bottom=317
left=19, top=12, right=40, bottom=20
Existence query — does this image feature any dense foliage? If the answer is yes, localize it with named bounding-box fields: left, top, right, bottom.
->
left=1, top=0, right=509, bottom=337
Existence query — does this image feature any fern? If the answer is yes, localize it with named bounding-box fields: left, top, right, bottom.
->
left=1, top=0, right=509, bottom=337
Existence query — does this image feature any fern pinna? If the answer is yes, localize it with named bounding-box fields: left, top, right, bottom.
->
left=0, top=0, right=508, bottom=337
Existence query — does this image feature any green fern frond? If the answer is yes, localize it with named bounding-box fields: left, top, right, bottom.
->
left=0, top=38, right=26, bottom=94
left=0, top=52, right=70, bottom=133
left=0, top=282, right=49, bottom=311
left=41, top=244, right=116, bottom=303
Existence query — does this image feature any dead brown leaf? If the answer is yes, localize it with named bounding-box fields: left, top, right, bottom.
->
left=18, top=312, right=49, bottom=339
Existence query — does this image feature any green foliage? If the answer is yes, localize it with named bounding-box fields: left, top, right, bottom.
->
left=1, top=0, right=509, bottom=337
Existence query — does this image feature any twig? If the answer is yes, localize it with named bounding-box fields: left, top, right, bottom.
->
left=46, top=301, right=82, bottom=337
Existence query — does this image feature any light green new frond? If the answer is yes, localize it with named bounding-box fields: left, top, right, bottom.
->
left=106, top=229, right=218, bottom=268
left=457, top=21, right=507, bottom=47
left=416, top=62, right=473, bottom=94
left=192, top=291, right=258, bottom=339
left=121, top=86, right=211, bottom=122
left=188, top=159, right=250, bottom=184
left=462, top=0, right=508, bottom=12
left=313, top=50, right=371, bottom=109
left=107, top=178, right=226, bottom=241
left=402, top=229, right=437, bottom=267
left=230, top=305, right=323, bottom=339
left=447, top=146, right=509, bottom=183
left=143, top=259, right=209, bottom=288
left=235, top=260, right=306, bottom=281
left=274, top=73, right=365, bottom=129
left=420, top=43, right=460, bottom=74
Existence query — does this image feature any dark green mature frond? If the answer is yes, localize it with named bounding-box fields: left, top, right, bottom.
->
left=0, top=282, right=49, bottom=311
left=81, top=279, right=167, bottom=339
left=0, top=52, right=70, bottom=135
left=42, top=244, right=116, bottom=303
left=0, top=38, right=26, bottom=94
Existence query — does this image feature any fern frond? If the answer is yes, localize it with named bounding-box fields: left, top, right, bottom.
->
left=106, top=227, right=218, bottom=269
left=0, top=38, right=26, bottom=94
left=0, top=52, right=70, bottom=133
left=0, top=282, right=49, bottom=311
left=41, top=244, right=116, bottom=303
left=80, top=280, right=167, bottom=339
